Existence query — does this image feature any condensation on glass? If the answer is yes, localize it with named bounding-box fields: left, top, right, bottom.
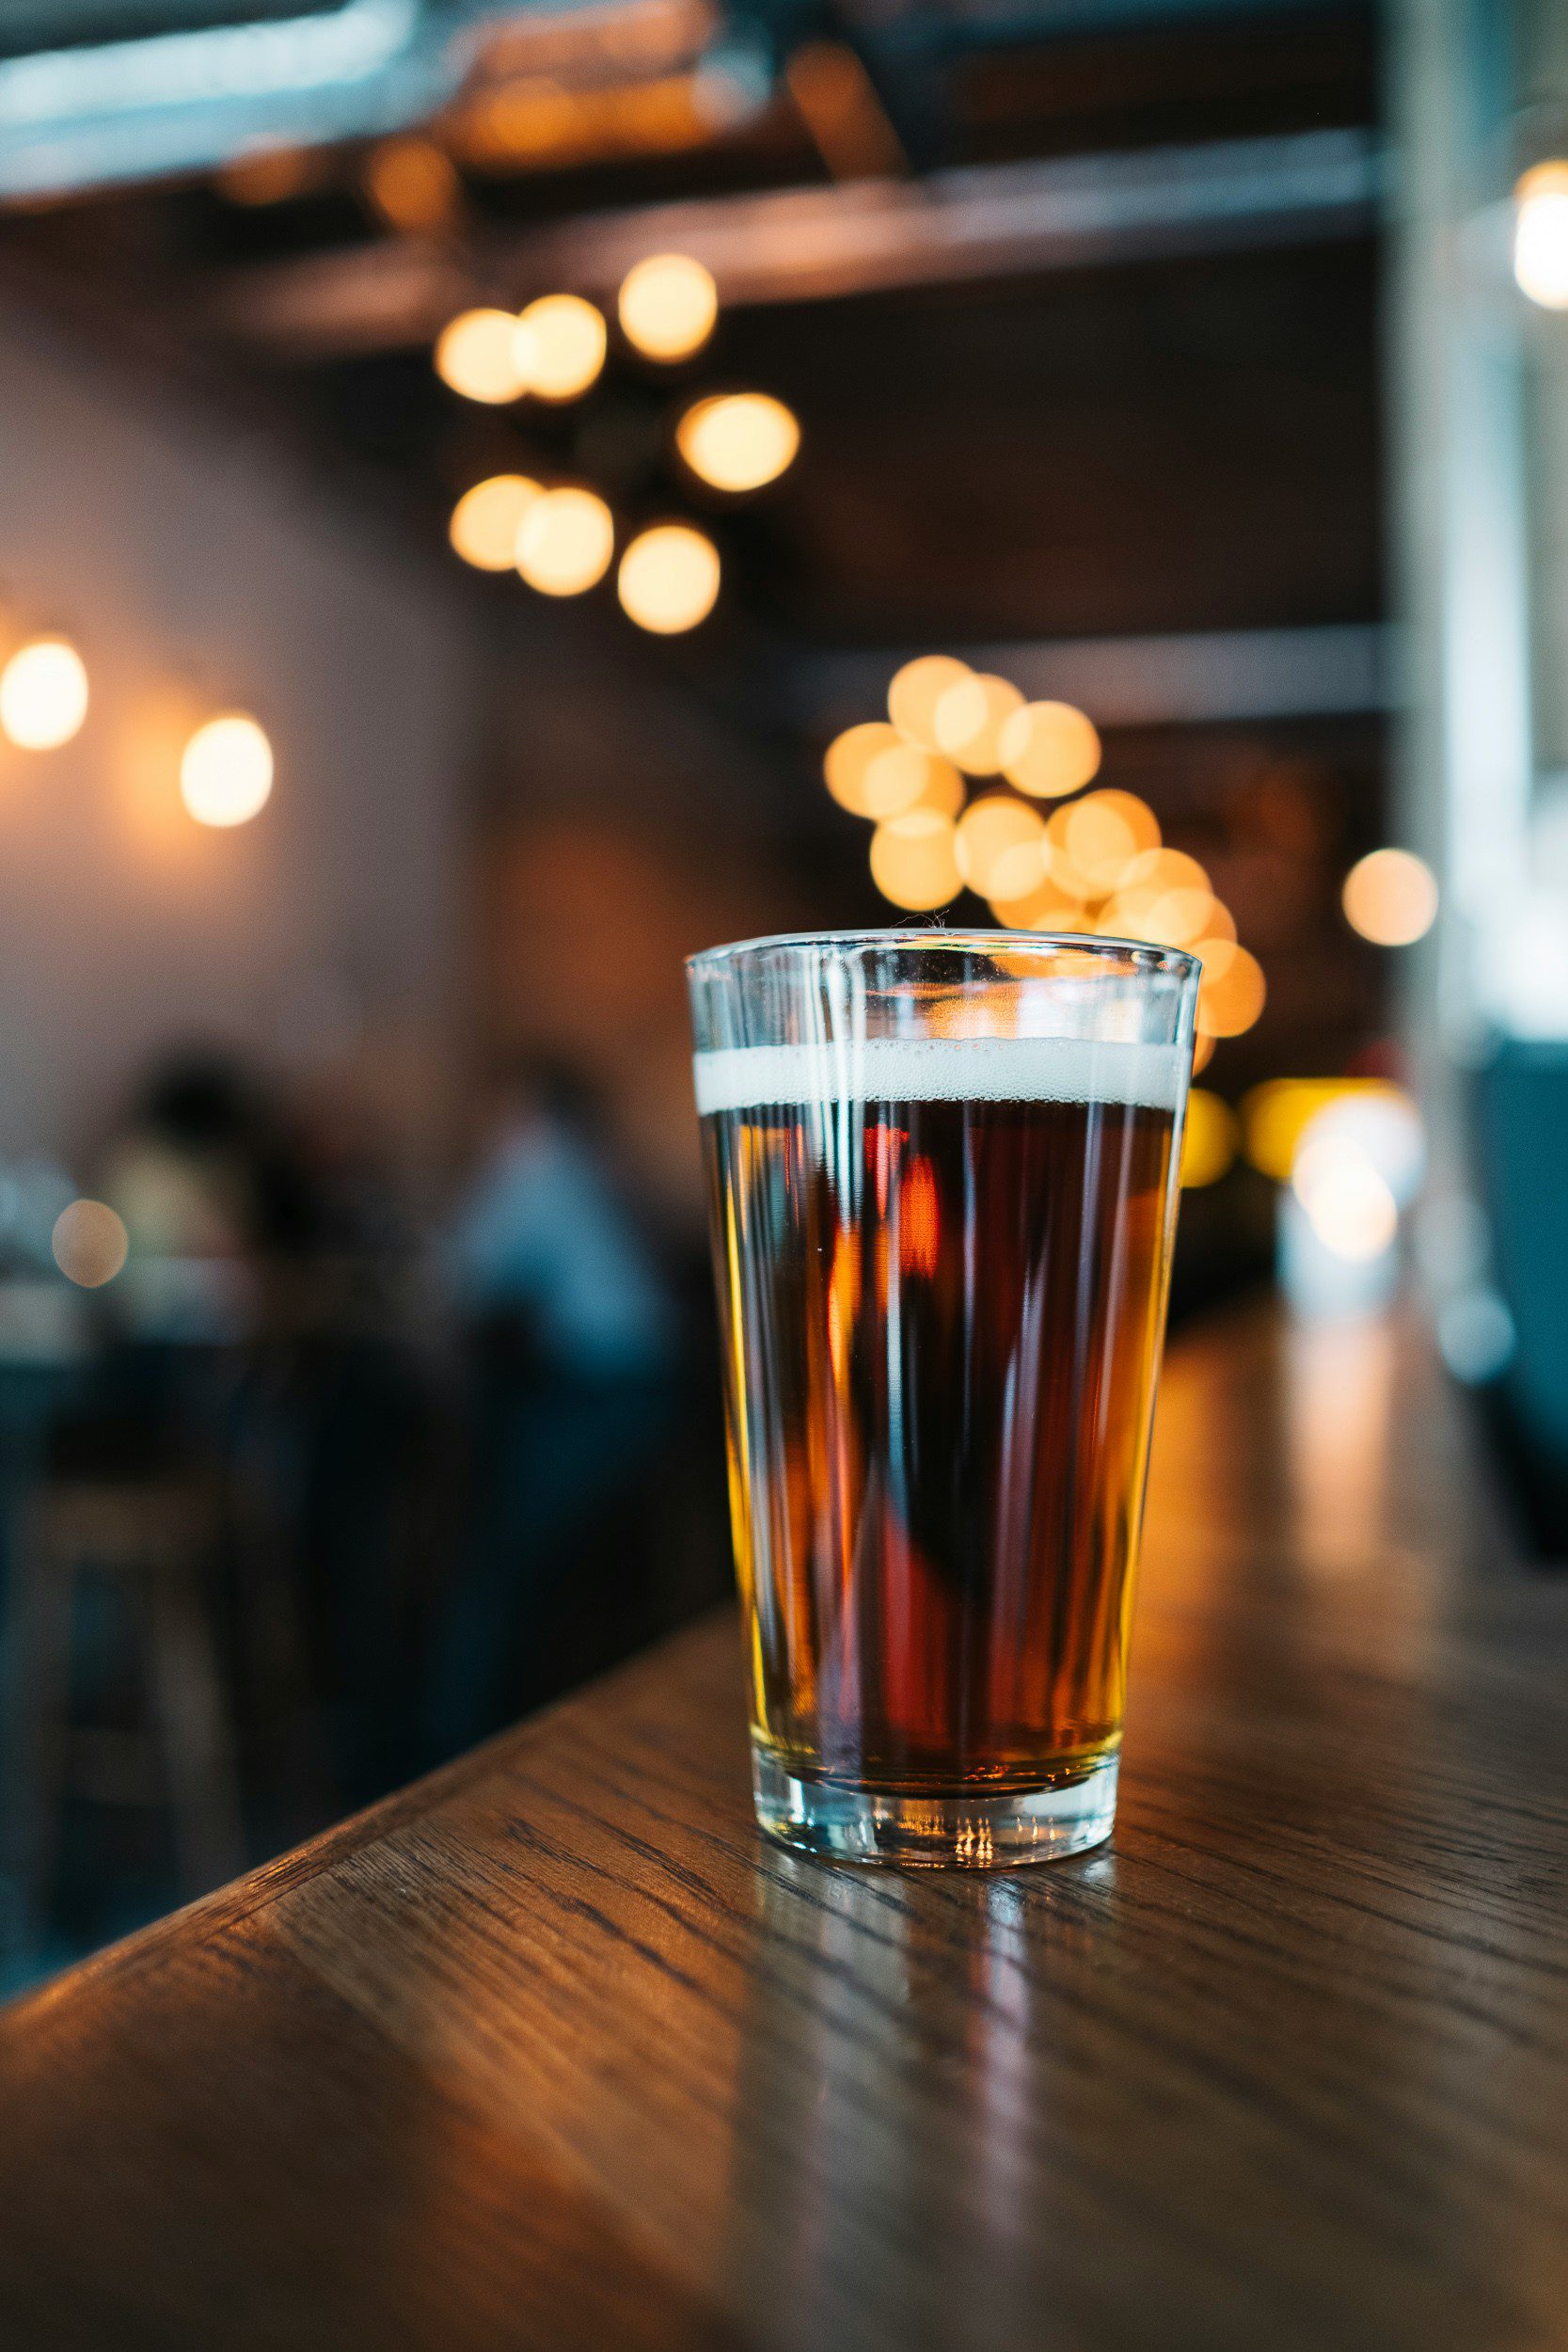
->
left=688, top=930, right=1198, bottom=1867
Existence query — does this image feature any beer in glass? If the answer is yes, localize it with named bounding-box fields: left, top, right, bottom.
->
left=687, top=931, right=1197, bottom=1866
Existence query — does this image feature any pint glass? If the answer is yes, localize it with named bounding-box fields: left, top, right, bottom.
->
left=687, top=930, right=1198, bottom=1867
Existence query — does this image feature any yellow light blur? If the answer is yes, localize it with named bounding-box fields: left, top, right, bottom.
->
left=52, top=1200, right=129, bottom=1289
left=1180, top=1089, right=1237, bottom=1187
left=617, top=523, right=720, bottom=633
left=180, top=713, right=274, bottom=827
left=1242, top=1078, right=1408, bottom=1184
left=990, top=883, right=1092, bottom=932
left=217, top=145, right=319, bottom=206
left=515, top=294, right=607, bottom=401
left=869, top=810, right=962, bottom=910
left=955, top=796, right=1047, bottom=899
left=1293, top=1138, right=1398, bottom=1262
left=617, top=253, right=718, bottom=359
left=998, top=701, right=1102, bottom=798
left=869, top=746, right=965, bottom=819
left=1122, top=847, right=1211, bottom=898
left=933, top=674, right=1024, bottom=773
left=448, top=473, right=541, bottom=570
left=515, top=486, right=615, bottom=595
left=1341, top=848, right=1438, bottom=946
left=0, top=636, right=88, bottom=750
left=1196, top=940, right=1266, bottom=1039
left=434, top=307, right=529, bottom=403
left=887, top=655, right=972, bottom=752
left=363, top=137, right=460, bottom=232
left=1101, top=882, right=1227, bottom=949
left=824, top=722, right=911, bottom=817
left=1059, top=789, right=1160, bottom=895
left=676, top=392, right=800, bottom=491
left=1514, top=162, right=1568, bottom=310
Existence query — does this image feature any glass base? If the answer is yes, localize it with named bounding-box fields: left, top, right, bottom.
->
left=752, top=1746, right=1118, bottom=1868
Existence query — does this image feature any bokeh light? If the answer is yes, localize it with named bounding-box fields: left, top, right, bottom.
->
left=824, top=722, right=914, bottom=817
left=618, top=253, right=718, bottom=359
left=887, top=655, right=972, bottom=752
left=364, top=137, right=460, bottom=233
left=933, top=674, right=1025, bottom=773
left=1058, top=789, right=1160, bottom=895
left=1514, top=162, right=1568, bottom=310
left=1341, top=848, right=1438, bottom=946
left=0, top=637, right=88, bottom=750
left=1243, top=1078, right=1406, bottom=1184
left=955, top=796, right=1047, bottom=899
left=869, top=810, right=962, bottom=910
left=515, top=294, right=607, bottom=401
left=676, top=393, right=800, bottom=491
left=448, top=473, right=541, bottom=570
left=434, top=308, right=529, bottom=403
left=181, top=713, right=274, bottom=826
left=515, top=486, right=615, bottom=594
left=52, top=1200, right=129, bottom=1288
left=1180, top=1090, right=1238, bottom=1187
left=617, top=523, right=721, bottom=632
left=990, top=882, right=1092, bottom=932
left=862, top=743, right=964, bottom=820
left=998, top=700, right=1102, bottom=799
left=1195, top=940, right=1267, bottom=1039
left=1292, top=1138, right=1398, bottom=1263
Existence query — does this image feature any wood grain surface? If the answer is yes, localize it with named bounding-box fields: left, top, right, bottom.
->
left=1, top=1307, right=1566, bottom=2352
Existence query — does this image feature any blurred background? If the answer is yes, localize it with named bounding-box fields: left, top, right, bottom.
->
left=0, top=0, right=1560, bottom=1986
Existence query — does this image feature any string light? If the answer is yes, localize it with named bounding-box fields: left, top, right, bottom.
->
left=1058, top=789, right=1159, bottom=895
left=618, top=253, right=718, bottom=359
left=998, top=701, right=1101, bottom=799
left=990, top=883, right=1090, bottom=932
left=867, top=745, right=965, bottom=819
left=955, top=796, right=1047, bottom=899
left=52, top=1200, right=129, bottom=1288
left=0, top=636, right=88, bottom=750
left=887, top=655, right=972, bottom=752
left=869, top=810, right=961, bottom=910
left=515, top=487, right=615, bottom=595
left=434, top=308, right=529, bottom=404
left=825, top=723, right=917, bottom=817
left=449, top=474, right=541, bottom=571
left=181, top=713, right=274, bottom=827
left=1195, top=940, right=1266, bottom=1039
left=1514, top=162, right=1568, bottom=310
left=676, top=393, right=800, bottom=492
left=1342, top=848, right=1438, bottom=946
left=516, top=294, right=607, bottom=401
left=617, top=523, right=721, bottom=633
left=932, top=675, right=1024, bottom=773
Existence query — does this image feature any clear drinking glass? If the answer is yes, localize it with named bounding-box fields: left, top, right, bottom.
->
left=687, top=930, right=1198, bottom=1867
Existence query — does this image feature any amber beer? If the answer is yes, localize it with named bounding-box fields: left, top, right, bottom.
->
left=693, top=1005, right=1192, bottom=1867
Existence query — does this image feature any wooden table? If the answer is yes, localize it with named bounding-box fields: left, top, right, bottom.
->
left=2, top=1307, right=1566, bottom=2352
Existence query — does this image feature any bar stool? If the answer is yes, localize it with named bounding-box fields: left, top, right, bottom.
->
left=1, top=1472, right=244, bottom=1955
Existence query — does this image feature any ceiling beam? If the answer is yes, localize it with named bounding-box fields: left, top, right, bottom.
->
left=796, top=624, right=1394, bottom=732
left=203, top=124, right=1382, bottom=357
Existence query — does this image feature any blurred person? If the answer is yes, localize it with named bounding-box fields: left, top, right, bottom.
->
left=428, top=1054, right=681, bottom=1756
left=445, top=1054, right=676, bottom=1379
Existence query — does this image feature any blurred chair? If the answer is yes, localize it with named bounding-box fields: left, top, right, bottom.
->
left=1, top=1458, right=243, bottom=1955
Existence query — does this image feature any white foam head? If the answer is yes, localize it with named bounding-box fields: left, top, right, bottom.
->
left=693, top=1035, right=1183, bottom=1117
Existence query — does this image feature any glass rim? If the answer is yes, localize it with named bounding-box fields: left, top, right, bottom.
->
left=686, top=927, right=1201, bottom=983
